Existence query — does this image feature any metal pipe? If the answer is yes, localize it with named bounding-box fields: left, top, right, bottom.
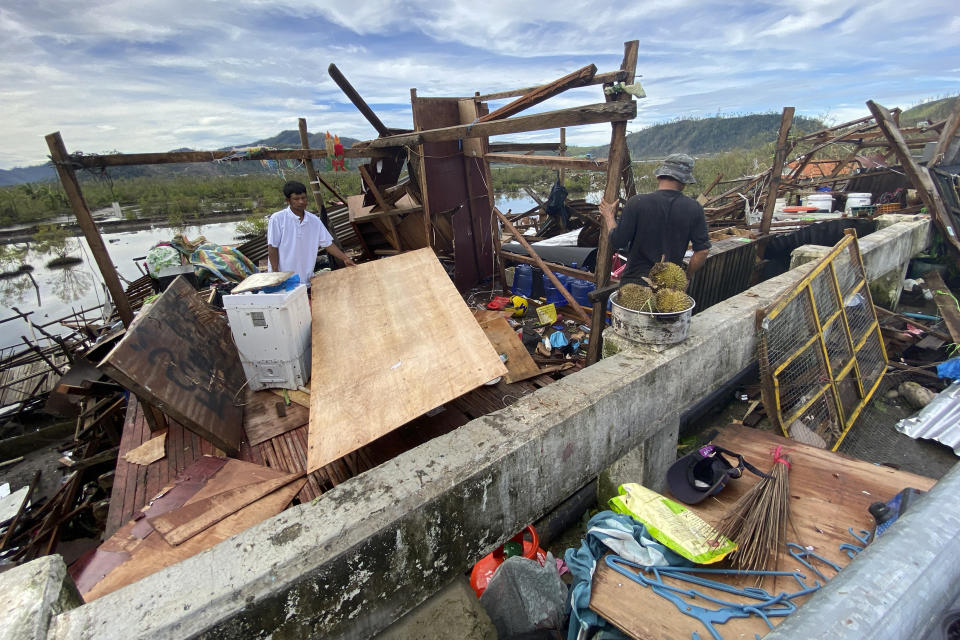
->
left=765, top=460, right=960, bottom=640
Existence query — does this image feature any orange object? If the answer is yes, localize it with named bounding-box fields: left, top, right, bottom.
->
left=469, top=525, right=547, bottom=597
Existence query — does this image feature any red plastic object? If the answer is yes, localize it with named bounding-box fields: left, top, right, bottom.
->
left=782, top=206, right=818, bottom=213
left=487, top=296, right=511, bottom=310
left=469, top=525, right=547, bottom=597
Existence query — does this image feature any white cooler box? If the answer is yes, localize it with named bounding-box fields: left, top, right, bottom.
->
left=222, top=284, right=311, bottom=391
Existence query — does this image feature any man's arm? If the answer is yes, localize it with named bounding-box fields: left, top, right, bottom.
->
left=599, top=198, right=619, bottom=233
left=267, top=245, right=280, bottom=272
left=686, top=249, right=708, bottom=282
left=324, top=244, right=356, bottom=267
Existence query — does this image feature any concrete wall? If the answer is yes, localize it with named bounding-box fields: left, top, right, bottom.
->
left=48, top=216, right=931, bottom=640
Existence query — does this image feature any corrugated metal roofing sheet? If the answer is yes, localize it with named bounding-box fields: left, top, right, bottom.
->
left=895, top=380, right=960, bottom=455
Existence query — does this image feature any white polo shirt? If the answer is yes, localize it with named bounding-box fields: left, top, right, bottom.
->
left=266, top=207, right=334, bottom=286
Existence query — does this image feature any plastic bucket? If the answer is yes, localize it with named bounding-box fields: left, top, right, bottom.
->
left=543, top=273, right=567, bottom=306
left=610, top=290, right=694, bottom=345
left=844, top=192, right=872, bottom=213
left=803, top=193, right=834, bottom=212
left=513, top=264, right=533, bottom=297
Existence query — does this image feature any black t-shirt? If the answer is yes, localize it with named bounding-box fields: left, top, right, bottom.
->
left=608, top=189, right=711, bottom=283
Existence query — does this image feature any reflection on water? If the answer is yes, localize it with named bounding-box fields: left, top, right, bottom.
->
left=47, top=265, right=93, bottom=304
left=0, top=272, right=38, bottom=307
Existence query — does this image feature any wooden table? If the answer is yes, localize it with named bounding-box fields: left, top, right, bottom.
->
left=589, top=424, right=936, bottom=640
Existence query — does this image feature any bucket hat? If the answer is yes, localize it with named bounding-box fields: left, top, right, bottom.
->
left=666, top=444, right=768, bottom=504
left=655, top=153, right=697, bottom=184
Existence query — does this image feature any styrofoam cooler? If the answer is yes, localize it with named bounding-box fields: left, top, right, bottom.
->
left=222, top=284, right=311, bottom=391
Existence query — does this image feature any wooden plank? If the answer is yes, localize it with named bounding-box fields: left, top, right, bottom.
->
left=923, top=272, right=960, bottom=342
left=244, top=389, right=309, bottom=446
left=488, top=142, right=561, bottom=153
left=123, top=432, right=166, bottom=466
left=589, top=424, right=936, bottom=640
left=759, top=107, right=795, bottom=235
left=306, top=249, right=507, bottom=472
left=475, top=315, right=541, bottom=384
left=929, top=97, right=960, bottom=168
left=149, top=472, right=302, bottom=546
left=474, top=69, right=628, bottom=101
left=77, top=460, right=304, bottom=601
left=495, top=210, right=591, bottom=324
left=359, top=101, right=637, bottom=149
left=69, top=147, right=389, bottom=169
left=485, top=153, right=608, bottom=171
left=588, top=40, right=638, bottom=365
left=99, top=277, right=246, bottom=454
left=477, top=64, right=596, bottom=123
left=500, top=251, right=597, bottom=284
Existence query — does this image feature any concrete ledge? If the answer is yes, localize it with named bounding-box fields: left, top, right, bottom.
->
left=0, top=555, right=81, bottom=640
left=49, top=218, right=931, bottom=640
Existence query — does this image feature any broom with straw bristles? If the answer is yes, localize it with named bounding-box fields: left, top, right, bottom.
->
left=717, top=446, right=791, bottom=572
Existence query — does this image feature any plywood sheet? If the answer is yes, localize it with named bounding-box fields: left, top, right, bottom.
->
left=476, top=315, right=540, bottom=384
left=231, top=271, right=293, bottom=294
left=99, top=276, right=246, bottom=454
left=307, top=249, right=507, bottom=472
left=589, top=424, right=936, bottom=640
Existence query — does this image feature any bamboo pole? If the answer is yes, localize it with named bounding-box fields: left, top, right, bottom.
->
left=759, top=107, right=795, bottom=236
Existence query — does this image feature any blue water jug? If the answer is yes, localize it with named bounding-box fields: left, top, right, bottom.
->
left=513, top=264, right=533, bottom=297
left=571, top=279, right=595, bottom=306
left=543, top=273, right=566, bottom=306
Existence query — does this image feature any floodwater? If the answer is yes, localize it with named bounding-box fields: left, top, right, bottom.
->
left=0, top=194, right=537, bottom=351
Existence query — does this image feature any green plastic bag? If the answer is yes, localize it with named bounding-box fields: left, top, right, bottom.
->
left=609, top=483, right=736, bottom=564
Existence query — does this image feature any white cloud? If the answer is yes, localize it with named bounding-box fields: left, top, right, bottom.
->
left=0, top=0, right=958, bottom=168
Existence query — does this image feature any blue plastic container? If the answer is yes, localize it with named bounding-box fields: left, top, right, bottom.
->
left=571, top=279, right=595, bottom=306
left=513, top=264, right=533, bottom=297
left=543, top=273, right=567, bottom=306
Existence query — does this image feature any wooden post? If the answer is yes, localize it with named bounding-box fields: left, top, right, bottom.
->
left=929, top=99, right=960, bottom=168
left=559, top=128, right=567, bottom=186
left=495, top=210, right=590, bottom=324
left=410, top=88, right=433, bottom=250
left=298, top=118, right=336, bottom=238
left=358, top=165, right=401, bottom=250
left=758, top=107, right=795, bottom=236
left=868, top=100, right=960, bottom=266
left=45, top=132, right=134, bottom=327
left=587, top=40, right=638, bottom=365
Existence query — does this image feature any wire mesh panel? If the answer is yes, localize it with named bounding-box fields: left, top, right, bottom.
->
left=758, top=231, right=887, bottom=450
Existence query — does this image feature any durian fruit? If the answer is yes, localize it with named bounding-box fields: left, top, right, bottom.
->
left=649, top=261, right=688, bottom=291
left=617, top=283, right=654, bottom=311
left=653, top=288, right=692, bottom=313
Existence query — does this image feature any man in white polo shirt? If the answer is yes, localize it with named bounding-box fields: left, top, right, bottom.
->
left=267, top=181, right=355, bottom=285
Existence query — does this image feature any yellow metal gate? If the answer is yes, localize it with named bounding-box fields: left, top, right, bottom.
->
left=758, top=230, right=887, bottom=450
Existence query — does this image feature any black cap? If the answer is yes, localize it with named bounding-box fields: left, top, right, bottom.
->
left=666, top=445, right=745, bottom=505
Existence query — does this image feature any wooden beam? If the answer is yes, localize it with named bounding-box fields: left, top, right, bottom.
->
left=69, top=147, right=388, bottom=169
left=327, top=63, right=391, bottom=137
left=358, top=165, right=402, bottom=251
left=485, top=153, right=607, bottom=171
left=588, top=40, right=638, bottom=365
left=477, top=64, right=597, bottom=123
left=358, top=101, right=637, bottom=149
left=299, top=118, right=339, bottom=245
left=495, top=210, right=589, bottom=324
left=475, top=70, right=629, bottom=101
left=559, top=128, right=567, bottom=187
left=500, top=251, right=596, bottom=283
left=46, top=132, right=134, bottom=327
left=759, top=107, right=795, bottom=236
left=923, top=272, right=960, bottom=343
left=867, top=100, right=960, bottom=264
left=929, top=98, right=960, bottom=168
left=489, top=142, right=562, bottom=153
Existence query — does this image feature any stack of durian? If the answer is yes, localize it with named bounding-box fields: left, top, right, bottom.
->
left=617, top=260, right=693, bottom=313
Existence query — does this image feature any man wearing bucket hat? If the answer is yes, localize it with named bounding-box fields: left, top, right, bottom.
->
left=599, top=153, right=710, bottom=285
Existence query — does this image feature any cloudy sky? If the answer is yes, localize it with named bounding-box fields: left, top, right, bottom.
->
left=1, top=1, right=957, bottom=169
